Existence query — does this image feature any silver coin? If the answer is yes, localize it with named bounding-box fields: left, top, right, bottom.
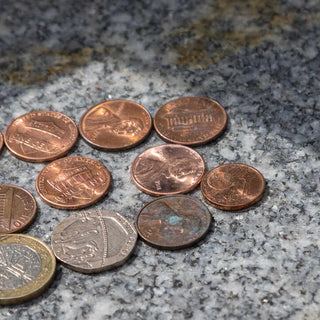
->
left=51, top=210, right=137, bottom=273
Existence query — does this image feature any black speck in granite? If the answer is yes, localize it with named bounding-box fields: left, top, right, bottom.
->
left=1, top=0, right=320, bottom=319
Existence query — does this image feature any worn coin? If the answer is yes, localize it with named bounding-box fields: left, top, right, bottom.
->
left=4, top=110, right=78, bottom=162
left=79, top=100, right=152, bottom=151
left=0, top=184, right=37, bottom=233
left=135, top=195, right=212, bottom=250
left=131, top=144, right=205, bottom=196
left=51, top=210, right=137, bottom=273
left=201, top=163, right=265, bottom=210
left=154, top=96, right=227, bottom=146
left=0, top=234, right=56, bottom=305
left=36, top=156, right=111, bottom=209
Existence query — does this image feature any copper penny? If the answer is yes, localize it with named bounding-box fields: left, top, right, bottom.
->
left=135, top=195, right=212, bottom=250
left=154, top=96, right=227, bottom=146
left=201, top=163, right=265, bottom=210
left=79, top=100, right=152, bottom=151
left=0, top=131, right=4, bottom=153
left=4, top=110, right=78, bottom=162
left=36, top=156, right=111, bottom=209
left=51, top=210, right=137, bottom=273
left=131, top=144, right=205, bottom=196
left=0, top=184, right=37, bottom=233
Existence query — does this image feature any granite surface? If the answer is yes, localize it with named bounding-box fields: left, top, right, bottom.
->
left=0, top=0, right=319, bottom=319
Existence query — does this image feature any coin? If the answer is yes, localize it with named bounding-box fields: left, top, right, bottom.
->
left=0, top=234, right=56, bottom=305
left=0, top=184, right=37, bottom=233
left=131, top=144, right=206, bottom=196
left=36, top=156, right=111, bottom=209
left=79, top=100, right=152, bottom=151
left=51, top=210, right=137, bottom=273
left=0, top=131, right=4, bottom=153
left=4, top=110, right=78, bottom=162
left=154, top=96, right=227, bottom=146
left=201, top=163, right=265, bottom=210
left=135, top=195, right=212, bottom=250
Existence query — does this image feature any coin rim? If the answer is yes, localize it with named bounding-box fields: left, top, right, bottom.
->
left=135, top=195, right=212, bottom=250
left=51, top=210, right=137, bottom=273
left=200, top=163, right=265, bottom=211
left=4, top=110, right=79, bottom=162
left=0, top=184, right=37, bottom=233
left=0, top=131, right=4, bottom=154
left=154, top=96, right=228, bottom=146
left=35, top=156, right=112, bottom=210
left=130, top=144, right=206, bottom=196
left=0, top=234, right=56, bottom=305
left=78, top=99, right=153, bottom=151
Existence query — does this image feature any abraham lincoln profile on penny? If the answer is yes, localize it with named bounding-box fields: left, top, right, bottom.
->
left=201, top=163, right=265, bottom=210
left=79, top=100, right=152, bottom=151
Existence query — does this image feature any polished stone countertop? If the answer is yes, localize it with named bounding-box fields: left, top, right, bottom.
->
left=0, top=1, right=319, bottom=319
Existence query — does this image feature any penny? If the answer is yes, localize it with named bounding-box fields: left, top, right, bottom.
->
left=4, top=110, right=78, bottom=162
left=0, top=234, right=56, bottom=305
left=0, top=131, right=3, bottom=153
left=201, top=163, right=265, bottom=210
left=79, top=100, right=152, bottom=151
left=36, top=156, right=111, bottom=209
left=154, top=96, right=227, bottom=146
left=51, top=210, right=137, bottom=273
left=0, top=184, right=37, bottom=233
left=131, top=144, right=205, bottom=196
left=135, top=195, right=212, bottom=250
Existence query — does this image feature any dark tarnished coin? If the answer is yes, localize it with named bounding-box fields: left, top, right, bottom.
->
left=0, top=234, right=56, bottom=305
left=131, top=144, right=205, bottom=196
left=201, top=163, right=265, bottom=210
left=36, top=156, right=111, bottom=209
left=79, top=100, right=152, bottom=151
left=135, top=195, right=212, bottom=250
left=4, top=110, right=78, bottom=162
left=0, top=131, right=3, bottom=153
left=154, top=96, right=227, bottom=146
left=0, top=184, right=37, bottom=233
left=51, top=210, right=137, bottom=273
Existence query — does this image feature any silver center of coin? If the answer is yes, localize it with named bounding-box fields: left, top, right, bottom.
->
left=0, top=244, right=42, bottom=290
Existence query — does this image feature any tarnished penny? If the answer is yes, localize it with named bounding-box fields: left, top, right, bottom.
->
left=0, top=184, right=37, bottom=233
left=0, top=131, right=3, bottom=153
left=4, top=110, right=78, bottom=162
left=135, top=195, right=212, bottom=250
left=131, top=144, right=205, bottom=196
left=36, top=156, right=111, bottom=209
left=79, top=100, right=152, bottom=151
left=51, top=210, right=137, bottom=273
left=201, top=163, right=265, bottom=210
left=154, top=96, right=227, bottom=146
left=0, top=234, right=56, bottom=305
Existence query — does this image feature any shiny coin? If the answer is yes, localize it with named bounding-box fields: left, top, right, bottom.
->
left=0, top=234, right=56, bottom=305
left=36, top=156, right=111, bottom=209
left=131, top=144, right=205, bottom=196
left=0, top=184, right=37, bottom=233
left=135, top=195, right=212, bottom=250
left=4, top=110, right=78, bottom=162
left=201, top=163, right=265, bottom=210
left=51, top=210, right=137, bottom=273
left=154, top=96, right=227, bottom=146
left=79, top=100, right=152, bottom=151
left=0, top=131, right=4, bottom=153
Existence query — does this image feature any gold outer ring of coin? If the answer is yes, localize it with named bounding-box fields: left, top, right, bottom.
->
left=78, top=100, right=153, bottom=151
left=0, top=234, right=56, bottom=305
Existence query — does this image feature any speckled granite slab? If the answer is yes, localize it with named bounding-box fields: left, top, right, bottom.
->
left=1, top=1, right=320, bottom=319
